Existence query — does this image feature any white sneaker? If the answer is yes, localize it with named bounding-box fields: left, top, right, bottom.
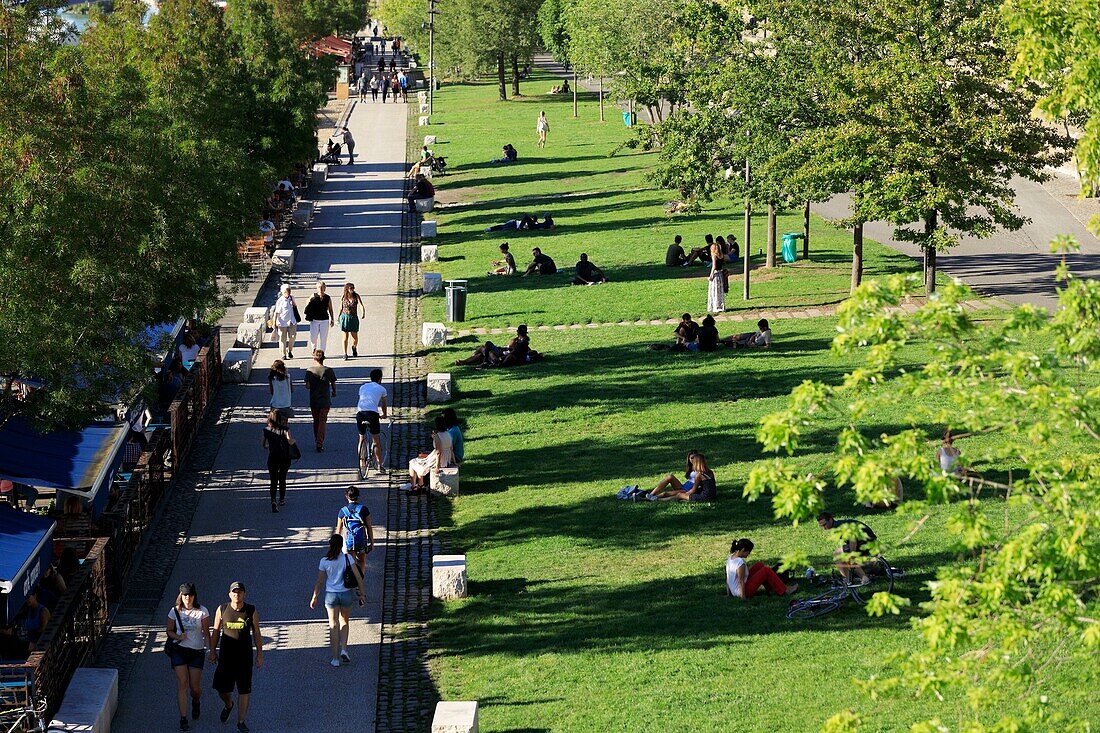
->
left=330, top=658, right=341, bottom=668
left=400, top=482, right=412, bottom=491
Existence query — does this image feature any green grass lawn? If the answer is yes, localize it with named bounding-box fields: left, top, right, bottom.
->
left=421, top=72, right=922, bottom=330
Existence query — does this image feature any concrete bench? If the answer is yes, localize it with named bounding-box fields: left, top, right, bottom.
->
left=424, top=135, right=437, bottom=146
left=236, top=320, right=264, bottom=349
left=421, top=244, right=439, bottom=262
left=414, top=196, right=436, bottom=213
left=432, top=554, right=467, bottom=599
left=422, top=322, right=449, bottom=347
left=292, top=201, right=314, bottom=227
left=427, top=372, right=452, bottom=403
left=222, top=347, right=254, bottom=383
left=421, top=220, right=438, bottom=238
left=271, top=249, right=295, bottom=274
left=242, top=306, right=271, bottom=324
left=419, top=102, right=430, bottom=114
left=418, top=91, right=428, bottom=102
left=419, top=115, right=431, bottom=126
left=423, top=272, right=443, bottom=293
left=311, top=163, right=328, bottom=189
left=431, top=701, right=478, bottom=733
left=50, top=667, right=118, bottom=733
left=431, top=466, right=460, bottom=496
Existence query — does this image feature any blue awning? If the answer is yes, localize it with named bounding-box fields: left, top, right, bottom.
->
left=0, top=418, right=128, bottom=503
left=0, top=507, right=56, bottom=625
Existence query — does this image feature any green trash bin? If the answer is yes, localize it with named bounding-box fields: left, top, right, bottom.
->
left=781, top=233, right=799, bottom=263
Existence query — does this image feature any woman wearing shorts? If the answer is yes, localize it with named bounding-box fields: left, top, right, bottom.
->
left=210, top=582, right=263, bottom=733
left=310, top=534, right=365, bottom=667
left=339, top=283, right=365, bottom=360
left=167, top=583, right=211, bottom=732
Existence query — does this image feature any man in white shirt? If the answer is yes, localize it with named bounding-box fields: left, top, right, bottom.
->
left=356, top=368, right=389, bottom=472
left=273, top=284, right=299, bottom=359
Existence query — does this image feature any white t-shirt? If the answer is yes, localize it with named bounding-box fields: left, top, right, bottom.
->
left=319, top=555, right=352, bottom=594
left=754, top=329, right=772, bottom=347
left=270, top=377, right=292, bottom=408
left=168, top=605, right=210, bottom=650
left=937, top=446, right=959, bottom=473
left=179, top=343, right=201, bottom=362
left=357, top=381, right=387, bottom=413
left=726, top=556, right=746, bottom=598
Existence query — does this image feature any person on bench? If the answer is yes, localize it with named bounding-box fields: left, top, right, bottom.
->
left=523, top=247, right=557, bottom=276
left=721, top=318, right=772, bottom=348
left=407, top=173, right=435, bottom=212
left=572, top=253, right=608, bottom=285
left=454, top=325, right=532, bottom=367
left=488, top=242, right=517, bottom=276
left=726, top=539, right=798, bottom=599
left=649, top=452, right=716, bottom=501
left=674, top=313, right=699, bottom=349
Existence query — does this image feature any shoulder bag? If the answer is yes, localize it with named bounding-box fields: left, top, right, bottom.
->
left=342, top=555, right=360, bottom=589
left=163, top=608, right=186, bottom=656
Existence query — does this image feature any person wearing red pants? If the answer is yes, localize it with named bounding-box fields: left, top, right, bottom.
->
left=725, top=539, right=799, bottom=599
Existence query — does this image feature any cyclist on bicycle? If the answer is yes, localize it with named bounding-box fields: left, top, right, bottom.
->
left=356, top=369, right=389, bottom=473
left=817, top=512, right=876, bottom=585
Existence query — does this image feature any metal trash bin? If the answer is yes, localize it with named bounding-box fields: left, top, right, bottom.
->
left=781, top=233, right=803, bottom=263
left=445, top=279, right=468, bottom=322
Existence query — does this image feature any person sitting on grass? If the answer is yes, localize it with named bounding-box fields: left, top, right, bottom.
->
left=648, top=453, right=716, bottom=501
left=665, top=235, right=686, bottom=267
left=817, top=512, right=876, bottom=585
left=698, top=315, right=719, bottom=352
left=644, top=450, right=700, bottom=497
left=492, top=144, right=518, bottom=164
left=726, top=538, right=798, bottom=599
left=488, top=242, right=517, bottom=276
left=572, top=253, right=608, bottom=285
left=523, top=247, right=557, bottom=276
left=454, top=325, right=532, bottom=368
left=673, top=313, right=699, bottom=349
left=681, top=237, right=713, bottom=267
left=721, top=318, right=772, bottom=348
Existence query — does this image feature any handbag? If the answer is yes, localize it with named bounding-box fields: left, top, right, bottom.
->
left=288, top=438, right=301, bottom=461
left=163, top=608, right=186, bottom=656
left=342, top=556, right=359, bottom=589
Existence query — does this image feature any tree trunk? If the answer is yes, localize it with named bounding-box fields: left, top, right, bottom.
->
left=496, top=53, right=506, bottom=101
left=766, top=202, right=777, bottom=267
left=923, top=209, right=938, bottom=293
left=598, top=76, right=604, bottom=122
left=743, top=160, right=751, bottom=299
left=572, top=68, right=577, bottom=118
left=802, top=200, right=810, bottom=259
left=510, top=54, right=520, bottom=97
left=851, top=221, right=863, bottom=293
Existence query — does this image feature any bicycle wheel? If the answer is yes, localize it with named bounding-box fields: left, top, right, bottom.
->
left=377, top=426, right=390, bottom=468
left=787, top=598, right=841, bottom=620
left=358, top=438, right=369, bottom=480
left=852, top=556, right=894, bottom=604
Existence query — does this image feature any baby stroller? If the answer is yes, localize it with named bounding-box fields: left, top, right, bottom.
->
left=427, top=154, right=448, bottom=176
left=319, top=142, right=342, bottom=165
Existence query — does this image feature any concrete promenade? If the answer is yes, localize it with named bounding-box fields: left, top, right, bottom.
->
left=111, top=98, right=407, bottom=733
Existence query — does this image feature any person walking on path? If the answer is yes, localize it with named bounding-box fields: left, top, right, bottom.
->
left=339, top=282, right=365, bottom=359
left=398, top=70, right=408, bottom=102
left=167, top=583, right=211, bottom=732
left=357, top=76, right=367, bottom=102
left=381, top=74, right=389, bottom=103
left=261, top=409, right=296, bottom=512
left=273, top=284, right=299, bottom=360
left=303, top=350, right=337, bottom=452
left=369, top=74, right=379, bottom=102
left=536, top=111, right=550, bottom=148
left=210, top=582, right=263, bottom=733
left=310, top=535, right=366, bottom=668
left=304, top=281, right=335, bottom=354
left=335, top=486, right=374, bottom=572
left=267, top=360, right=293, bottom=419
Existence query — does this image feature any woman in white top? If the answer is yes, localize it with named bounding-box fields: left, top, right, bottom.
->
left=937, top=430, right=962, bottom=475
left=268, top=360, right=293, bottom=419
left=406, top=415, right=455, bottom=495
left=167, top=582, right=212, bottom=731
left=310, top=534, right=365, bottom=668
left=536, top=111, right=549, bottom=148
left=725, top=539, right=797, bottom=599
left=273, top=284, right=299, bottom=359
left=645, top=450, right=699, bottom=499
left=178, top=333, right=201, bottom=364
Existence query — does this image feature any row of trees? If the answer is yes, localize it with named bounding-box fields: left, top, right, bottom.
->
left=0, top=0, right=337, bottom=428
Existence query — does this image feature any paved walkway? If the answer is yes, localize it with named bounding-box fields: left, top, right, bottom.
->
left=111, top=98, right=407, bottom=733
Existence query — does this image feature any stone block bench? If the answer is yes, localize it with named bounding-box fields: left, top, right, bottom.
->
left=421, top=243, right=439, bottom=262
left=292, top=200, right=314, bottom=227
left=419, top=115, right=431, bottom=126
left=431, top=701, right=478, bottom=733
left=49, top=667, right=118, bottom=733
left=421, top=220, right=438, bottom=238
left=424, top=134, right=437, bottom=146
left=430, top=466, right=460, bottom=496
left=222, top=347, right=254, bottom=383
left=422, top=322, right=449, bottom=347
left=243, top=306, right=271, bottom=324
left=423, top=273, right=443, bottom=293
left=271, top=248, right=295, bottom=274
left=236, top=320, right=264, bottom=349
left=419, top=102, right=430, bottom=114
left=311, top=163, right=328, bottom=189
left=432, top=555, right=467, bottom=600
left=427, top=372, right=452, bottom=403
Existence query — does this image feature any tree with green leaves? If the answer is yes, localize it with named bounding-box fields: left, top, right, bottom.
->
left=268, top=0, right=369, bottom=42
left=746, top=255, right=1099, bottom=730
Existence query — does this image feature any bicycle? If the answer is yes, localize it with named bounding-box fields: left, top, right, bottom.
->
left=786, top=556, right=899, bottom=620
left=0, top=678, right=47, bottom=733
left=357, top=418, right=391, bottom=480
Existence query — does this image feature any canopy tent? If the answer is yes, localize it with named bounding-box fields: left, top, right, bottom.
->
left=309, top=35, right=353, bottom=63
left=0, top=418, right=128, bottom=517
left=0, top=507, right=56, bottom=625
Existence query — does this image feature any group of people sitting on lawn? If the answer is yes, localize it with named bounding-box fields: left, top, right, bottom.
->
left=487, top=244, right=608, bottom=284
left=665, top=315, right=772, bottom=352
left=453, top=324, right=542, bottom=369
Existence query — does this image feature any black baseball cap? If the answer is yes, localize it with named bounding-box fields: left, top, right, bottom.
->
left=179, top=583, right=196, bottom=596
left=229, top=581, right=246, bottom=593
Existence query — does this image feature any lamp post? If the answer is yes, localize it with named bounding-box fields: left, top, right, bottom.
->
left=427, top=0, right=438, bottom=114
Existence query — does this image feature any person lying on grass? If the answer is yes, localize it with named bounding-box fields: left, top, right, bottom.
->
left=488, top=242, right=517, bottom=276
left=725, top=539, right=798, bottom=599
left=454, top=325, right=536, bottom=368
left=486, top=214, right=556, bottom=233
left=523, top=247, right=557, bottom=276
left=648, top=452, right=716, bottom=501
left=720, top=318, right=772, bottom=349
left=571, top=253, right=608, bottom=285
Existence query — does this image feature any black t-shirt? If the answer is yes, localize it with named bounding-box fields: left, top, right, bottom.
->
left=534, top=253, right=556, bottom=274
left=575, top=260, right=595, bottom=280
left=698, top=324, right=719, bottom=351
left=676, top=321, right=699, bottom=342
left=303, top=365, right=336, bottom=408
left=834, top=519, right=876, bottom=552
left=665, top=243, right=686, bottom=266
left=264, top=428, right=290, bottom=464
left=304, top=293, right=331, bottom=321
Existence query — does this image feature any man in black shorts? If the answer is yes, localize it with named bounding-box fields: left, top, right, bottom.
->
left=210, top=582, right=263, bottom=733
left=356, top=368, right=389, bottom=472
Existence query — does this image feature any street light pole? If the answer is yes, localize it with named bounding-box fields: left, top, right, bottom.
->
left=428, top=0, right=436, bottom=115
